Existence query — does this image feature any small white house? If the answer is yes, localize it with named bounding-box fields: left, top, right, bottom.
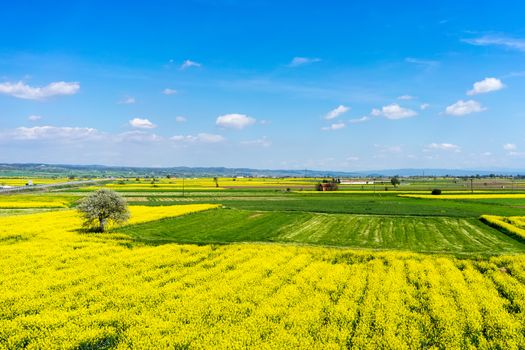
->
left=340, top=180, right=374, bottom=185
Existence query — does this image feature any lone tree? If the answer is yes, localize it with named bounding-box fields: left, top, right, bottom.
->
left=390, top=176, right=401, bottom=188
left=77, top=189, right=130, bottom=232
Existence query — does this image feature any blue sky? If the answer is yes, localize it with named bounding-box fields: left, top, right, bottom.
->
left=1, top=0, right=525, bottom=170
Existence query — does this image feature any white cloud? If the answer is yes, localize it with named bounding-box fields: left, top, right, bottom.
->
left=163, top=88, right=177, bottom=95
left=171, top=133, right=225, bottom=143
left=288, top=57, right=321, bottom=67
left=371, top=108, right=381, bottom=117
left=0, top=124, right=170, bottom=144
left=349, top=116, right=370, bottom=124
left=175, top=116, right=187, bottom=123
left=28, top=115, right=42, bottom=121
left=426, top=143, right=461, bottom=152
left=398, top=95, right=415, bottom=100
left=482, top=152, right=492, bottom=156
left=374, top=104, right=417, bottom=120
left=2, top=126, right=100, bottom=141
left=0, top=81, right=80, bottom=100
left=463, top=35, right=525, bottom=52
left=503, top=143, right=517, bottom=151
left=129, top=118, right=156, bottom=129
left=241, top=137, right=272, bottom=147
left=445, top=100, right=486, bottom=116
left=180, top=60, right=201, bottom=70
left=117, top=131, right=163, bottom=143
left=0, top=125, right=168, bottom=147
left=467, top=77, right=504, bottom=95
left=322, top=122, right=345, bottom=131
left=197, top=133, right=225, bottom=143
left=118, top=96, right=136, bottom=104
left=346, top=156, right=360, bottom=161
left=216, top=113, right=256, bottom=129
left=324, top=105, right=349, bottom=120
left=420, top=103, right=430, bottom=110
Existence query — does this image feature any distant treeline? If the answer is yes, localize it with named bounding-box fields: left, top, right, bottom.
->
left=0, top=163, right=524, bottom=179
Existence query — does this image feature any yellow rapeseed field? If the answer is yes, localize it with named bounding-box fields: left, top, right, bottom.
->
left=0, top=201, right=68, bottom=208
left=103, top=177, right=317, bottom=190
left=1, top=205, right=525, bottom=348
left=0, top=195, right=78, bottom=208
left=0, top=177, right=70, bottom=187
left=481, top=215, right=525, bottom=240
left=105, top=184, right=224, bottom=191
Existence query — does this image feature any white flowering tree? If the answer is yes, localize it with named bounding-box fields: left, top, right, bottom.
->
left=77, top=189, right=130, bottom=232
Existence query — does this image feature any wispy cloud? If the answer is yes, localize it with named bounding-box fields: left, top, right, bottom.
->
left=118, top=96, right=136, bottom=104
left=171, top=133, right=225, bottom=143
left=175, top=116, right=187, bottom=123
left=501, top=71, right=525, bottom=79
left=375, top=144, right=402, bottom=153
left=509, top=151, right=525, bottom=157
left=0, top=81, right=79, bottom=100
left=426, top=143, right=461, bottom=152
left=180, top=60, right=202, bottom=70
left=405, top=57, right=439, bottom=67
left=1, top=126, right=100, bottom=141
left=28, top=115, right=42, bottom=121
left=0, top=125, right=167, bottom=144
left=288, top=57, right=321, bottom=67
left=162, top=88, right=177, bottom=95
left=241, top=136, right=272, bottom=147
left=118, top=131, right=162, bottom=143
left=322, top=122, right=345, bottom=131
left=420, top=103, right=430, bottom=110
left=324, top=105, right=349, bottom=120
left=463, top=35, right=525, bottom=52
left=212, top=77, right=383, bottom=103
left=349, top=116, right=370, bottom=124
left=503, top=143, right=517, bottom=151
left=397, top=95, right=415, bottom=100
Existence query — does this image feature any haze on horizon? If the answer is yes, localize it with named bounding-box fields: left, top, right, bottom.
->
left=1, top=1, right=524, bottom=171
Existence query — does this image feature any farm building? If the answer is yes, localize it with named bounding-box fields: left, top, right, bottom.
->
left=340, top=180, right=374, bottom=185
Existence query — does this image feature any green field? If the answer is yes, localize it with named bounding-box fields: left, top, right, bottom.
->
left=115, top=208, right=525, bottom=255
left=124, top=192, right=525, bottom=217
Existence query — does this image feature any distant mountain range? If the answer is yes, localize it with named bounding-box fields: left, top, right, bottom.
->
left=1, top=163, right=525, bottom=178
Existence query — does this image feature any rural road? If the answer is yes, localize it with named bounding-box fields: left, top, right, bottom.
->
left=0, top=179, right=111, bottom=194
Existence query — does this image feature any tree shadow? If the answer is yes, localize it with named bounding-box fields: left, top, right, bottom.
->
left=73, top=227, right=104, bottom=234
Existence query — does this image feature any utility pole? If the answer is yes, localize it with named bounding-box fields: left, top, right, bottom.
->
left=182, top=177, right=185, bottom=197
left=470, top=178, right=474, bottom=194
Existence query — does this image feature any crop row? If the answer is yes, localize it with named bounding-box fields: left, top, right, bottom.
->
left=481, top=215, right=525, bottom=240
